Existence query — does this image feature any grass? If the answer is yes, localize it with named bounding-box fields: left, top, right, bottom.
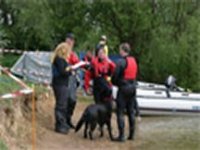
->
left=0, top=73, right=49, bottom=94
left=0, top=74, right=21, bottom=95
left=0, top=140, right=8, bottom=150
left=0, top=54, right=19, bottom=68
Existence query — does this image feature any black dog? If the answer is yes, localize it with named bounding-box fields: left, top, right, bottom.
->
left=75, top=102, right=113, bottom=140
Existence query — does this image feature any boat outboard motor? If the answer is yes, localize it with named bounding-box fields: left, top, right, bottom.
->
left=165, top=75, right=177, bottom=97
left=165, top=75, right=177, bottom=89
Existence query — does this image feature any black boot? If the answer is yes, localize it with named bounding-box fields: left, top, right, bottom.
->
left=128, top=128, right=135, bottom=140
left=55, top=107, right=69, bottom=134
left=55, top=127, right=69, bottom=134
left=55, top=123, right=70, bottom=134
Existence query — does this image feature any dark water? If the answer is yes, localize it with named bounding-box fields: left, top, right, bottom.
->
left=135, top=116, right=200, bottom=150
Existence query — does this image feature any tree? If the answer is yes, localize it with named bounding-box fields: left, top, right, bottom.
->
left=0, top=0, right=200, bottom=90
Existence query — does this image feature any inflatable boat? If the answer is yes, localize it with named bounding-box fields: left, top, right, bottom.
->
left=112, top=82, right=200, bottom=116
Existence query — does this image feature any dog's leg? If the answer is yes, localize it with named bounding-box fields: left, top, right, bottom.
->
left=89, top=122, right=97, bottom=140
left=84, top=122, right=88, bottom=139
left=106, top=120, right=113, bottom=141
left=99, top=124, right=104, bottom=138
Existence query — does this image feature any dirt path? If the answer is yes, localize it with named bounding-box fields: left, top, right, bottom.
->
left=34, top=96, right=200, bottom=150
left=36, top=101, right=141, bottom=150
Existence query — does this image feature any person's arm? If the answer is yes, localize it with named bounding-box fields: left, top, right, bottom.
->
left=111, top=59, right=126, bottom=86
left=90, top=58, right=99, bottom=78
left=108, top=59, right=116, bottom=75
left=70, top=52, right=80, bottom=64
left=84, top=70, right=92, bottom=92
left=104, top=45, right=108, bottom=56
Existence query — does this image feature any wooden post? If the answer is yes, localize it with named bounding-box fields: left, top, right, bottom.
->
left=31, top=85, right=36, bottom=150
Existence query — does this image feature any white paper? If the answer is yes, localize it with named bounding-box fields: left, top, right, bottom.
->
left=71, top=61, right=89, bottom=70
left=112, top=86, right=119, bottom=99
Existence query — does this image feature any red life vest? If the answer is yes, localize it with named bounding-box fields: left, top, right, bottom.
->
left=124, top=56, right=137, bottom=80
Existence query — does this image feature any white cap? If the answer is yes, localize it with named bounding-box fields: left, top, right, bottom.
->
left=101, top=35, right=107, bottom=41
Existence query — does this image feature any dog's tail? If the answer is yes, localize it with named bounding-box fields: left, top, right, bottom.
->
left=75, top=112, right=87, bottom=132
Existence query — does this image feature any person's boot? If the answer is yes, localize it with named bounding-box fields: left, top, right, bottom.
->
left=55, top=109, right=69, bottom=134
left=113, top=130, right=125, bottom=142
left=55, top=124, right=69, bottom=134
left=55, top=127, right=69, bottom=134
left=128, top=128, right=135, bottom=140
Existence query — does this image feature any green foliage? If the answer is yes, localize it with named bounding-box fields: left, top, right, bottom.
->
left=0, top=54, right=19, bottom=67
left=0, top=0, right=200, bottom=90
left=0, top=140, right=8, bottom=150
left=0, top=29, right=9, bottom=47
left=0, top=74, right=21, bottom=95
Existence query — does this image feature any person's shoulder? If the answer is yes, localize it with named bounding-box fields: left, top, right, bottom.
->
left=53, top=56, right=60, bottom=62
left=117, top=57, right=126, bottom=64
left=127, top=55, right=136, bottom=60
left=91, top=57, right=98, bottom=64
left=129, top=56, right=137, bottom=63
left=115, top=57, right=126, bottom=68
left=71, top=51, right=78, bottom=57
left=52, top=57, right=60, bottom=65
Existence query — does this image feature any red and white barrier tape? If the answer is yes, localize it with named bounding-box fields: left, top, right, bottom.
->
left=0, top=65, right=30, bottom=89
left=0, top=65, right=33, bottom=100
left=0, top=48, right=25, bottom=54
left=0, top=89, right=33, bottom=100
left=0, top=48, right=51, bottom=55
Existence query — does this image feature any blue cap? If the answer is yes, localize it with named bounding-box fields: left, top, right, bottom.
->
left=66, top=33, right=75, bottom=40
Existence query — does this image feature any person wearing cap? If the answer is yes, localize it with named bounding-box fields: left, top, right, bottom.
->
left=112, top=43, right=139, bottom=142
left=99, top=35, right=109, bottom=56
left=66, top=33, right=79, bottom=64
left=65, top=33, right=80, bottom=129
left=86, top=44, right=115, bottom=103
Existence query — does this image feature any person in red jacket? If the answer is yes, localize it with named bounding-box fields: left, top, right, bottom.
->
left=66, top=33, right=79, bottom=65
left=88, top=44, right=116, bottom=103
left=83, top=50, right=94, bottom=94
left=112, top=43, right=139, bottom=142
left=65, top=33, right=80, bottom=129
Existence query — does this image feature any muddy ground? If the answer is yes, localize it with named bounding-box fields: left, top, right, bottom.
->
left=36, top=94, right=200, bottom=150
left=0, top=92, right=200, bottom=150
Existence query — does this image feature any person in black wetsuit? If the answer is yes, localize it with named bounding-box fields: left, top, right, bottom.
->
left=112, top=43, right=139, bottom=142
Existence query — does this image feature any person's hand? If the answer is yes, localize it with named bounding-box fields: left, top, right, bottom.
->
left=84, top=63, right=91, bottom=70
left=65, top=66, right=72, bottom=71
left=106, top=76, right=111, bottom=82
